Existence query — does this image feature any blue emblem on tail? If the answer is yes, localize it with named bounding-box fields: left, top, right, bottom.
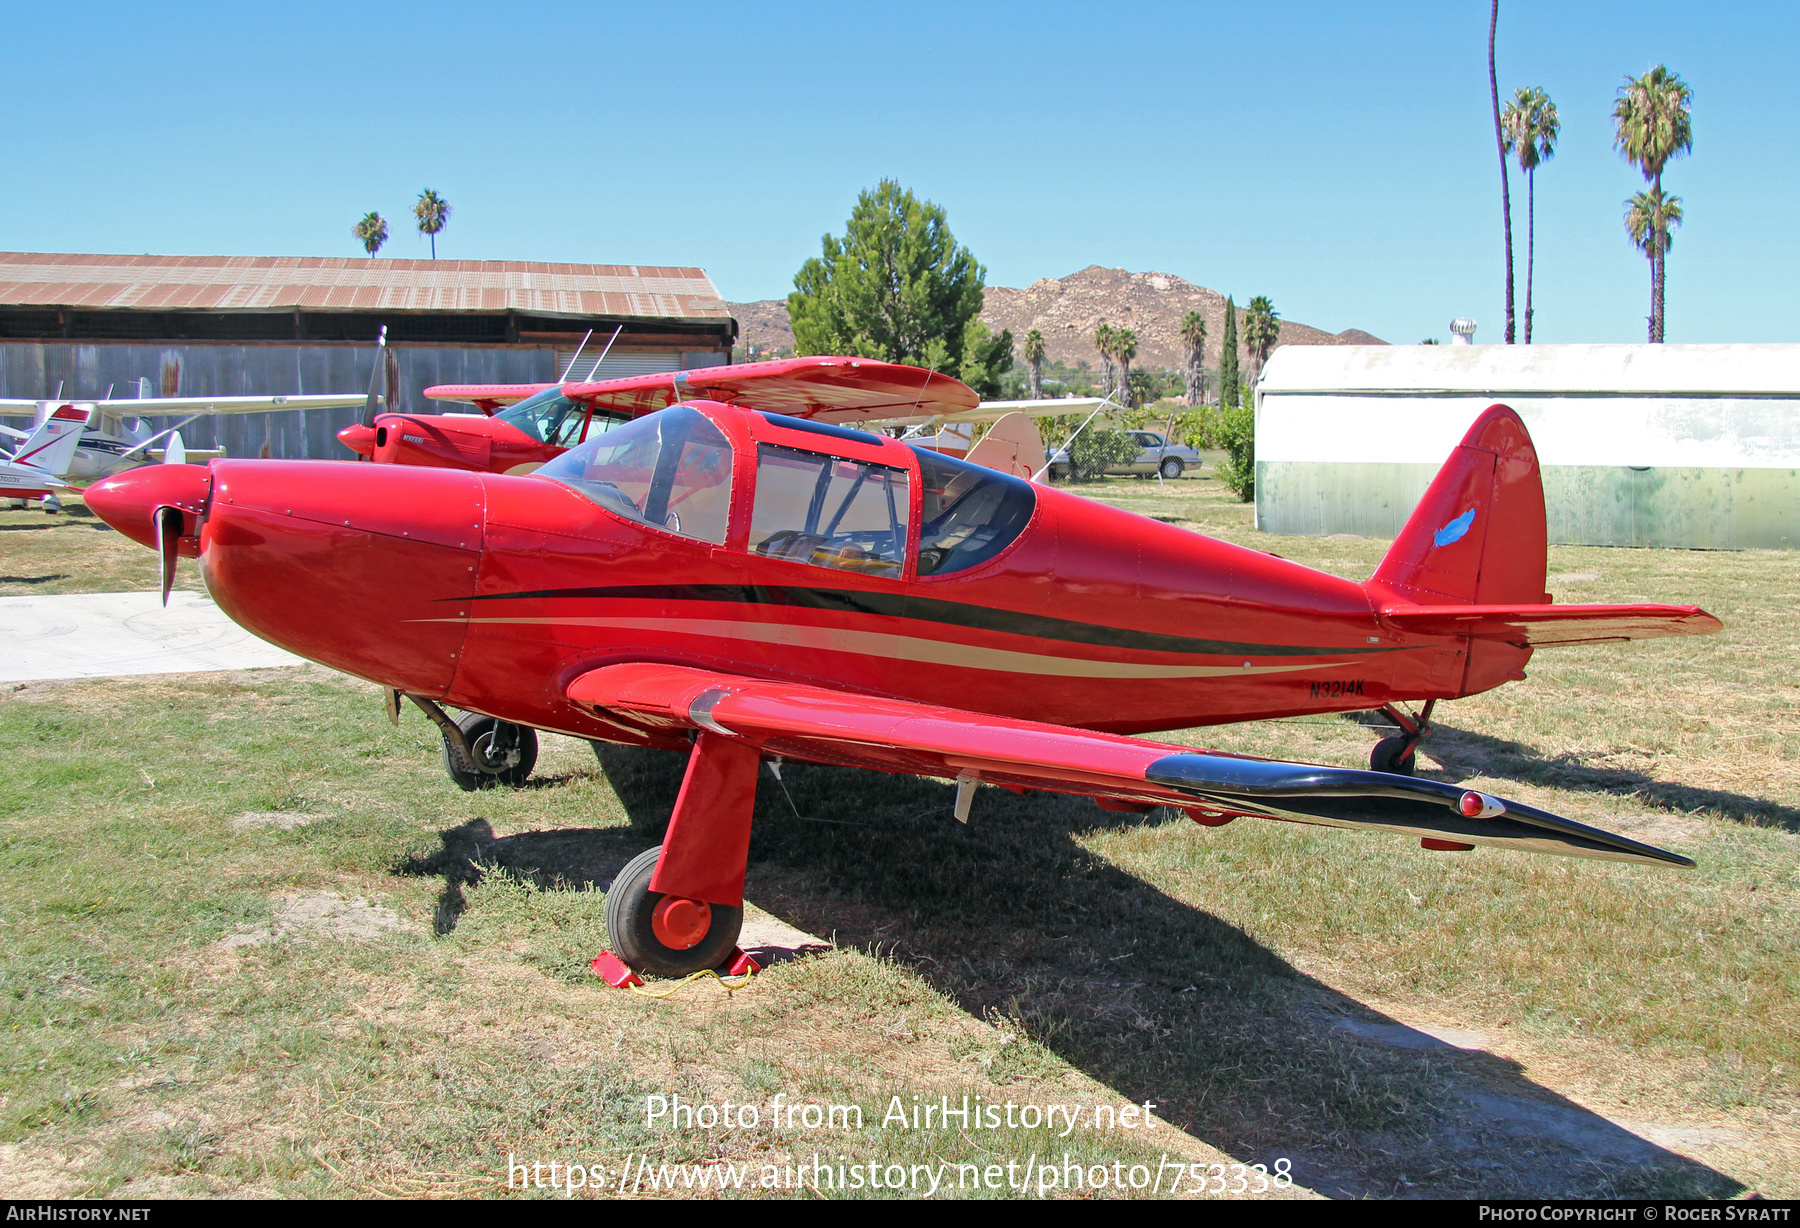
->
left=1434, top=508, right=1476, bottom=547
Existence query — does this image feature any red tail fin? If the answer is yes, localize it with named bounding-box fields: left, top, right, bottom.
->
left=1369, top=404, right=1549, bottom=608
left=1367, top=405, right=1549, bottom=696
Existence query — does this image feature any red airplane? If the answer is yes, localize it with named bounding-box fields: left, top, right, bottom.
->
left=335, top=355, right=980, bottom=476
left=88, top=400, right=1720, bottom=980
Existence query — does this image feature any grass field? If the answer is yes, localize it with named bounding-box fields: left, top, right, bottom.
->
left=0, top=472, right=1794, bottom=1199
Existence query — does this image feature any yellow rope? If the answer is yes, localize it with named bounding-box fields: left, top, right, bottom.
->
left=627, top=967, right=756, bottom=999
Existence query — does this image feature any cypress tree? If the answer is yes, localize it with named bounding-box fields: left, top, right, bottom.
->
left=1219, top=298, right=1240, bottom=408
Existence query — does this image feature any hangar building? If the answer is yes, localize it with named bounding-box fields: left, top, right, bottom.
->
left=0, top=252, right=736, bottom=459
left=1255, top=344, right=1800, bottom=551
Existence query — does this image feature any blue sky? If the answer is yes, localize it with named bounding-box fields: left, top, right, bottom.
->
left=4, top=1, right=1793, bottom=348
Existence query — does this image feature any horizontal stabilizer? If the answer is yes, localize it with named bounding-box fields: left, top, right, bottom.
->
left=1381, top=602, right=1722, bottom=646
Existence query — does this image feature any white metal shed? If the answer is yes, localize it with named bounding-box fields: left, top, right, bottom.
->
left=1255, top=343, right=1800, bottom=549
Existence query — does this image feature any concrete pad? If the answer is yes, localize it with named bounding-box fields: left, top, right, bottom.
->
left=0, top=590, right=302, bottom=682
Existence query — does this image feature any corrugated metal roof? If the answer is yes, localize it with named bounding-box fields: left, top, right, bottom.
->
left=1260, top=343, right=1800, bottom=396
left=0, top=252, right=730, bottom=320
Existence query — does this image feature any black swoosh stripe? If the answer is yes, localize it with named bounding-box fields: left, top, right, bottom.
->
left=456, top=583, right=1392, bottom=659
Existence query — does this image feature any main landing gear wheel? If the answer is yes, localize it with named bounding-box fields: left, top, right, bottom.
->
left=1159, top=458, right=1183, bottom=479
left=441, top=712, right=538, bottom=791
left=604, top=846, right=743, bottom=978
left=1369, top=736, right=1418, bottom=776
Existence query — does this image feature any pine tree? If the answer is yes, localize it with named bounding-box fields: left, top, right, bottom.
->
left=1218, top=298, right=1240, bottom=408
left=788, top=180, right=1011, bottom=394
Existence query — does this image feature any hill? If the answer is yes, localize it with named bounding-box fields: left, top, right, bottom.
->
left=730, top=266, right=1383, bottom=372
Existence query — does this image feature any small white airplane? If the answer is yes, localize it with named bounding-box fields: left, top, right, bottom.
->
left=0, top=379, right=375, bottom=490
left=0, top=405, right=89, bottom=511
left=880, top=396, right=1123, bottom=482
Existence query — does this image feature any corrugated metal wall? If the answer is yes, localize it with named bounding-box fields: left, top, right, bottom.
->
left=0, top=341, right=557, bottom=459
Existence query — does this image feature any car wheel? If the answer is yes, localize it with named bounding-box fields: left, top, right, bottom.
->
left=1160, top=458, right=1183, bottom=479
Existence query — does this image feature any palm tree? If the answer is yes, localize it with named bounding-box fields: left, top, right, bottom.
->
left=352, top=212, right=388, bottom=257
left=1022, top=329, right=1046, bottom=399
left=413, top=189, right=452, bottom=259
left=1243, top=296, right=1281, bottom=385
left=1489, top=0, right=1516, bottom=343
left=1093, top=323, right=1117, bottom=400
left=1614, top=66, right=1693, bottom=342
left=1502, top=87, right=1559, bottom=343
left=1113, top=328, right=1138, bottom=408
left=1624, top=188, right=1682, bottom=342
left=1179, top=310, right=1207, bottom=407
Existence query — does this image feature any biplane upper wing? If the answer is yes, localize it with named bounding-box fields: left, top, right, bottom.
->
left=564, top=357, right=981, bottom=423
left=423, top=359, right=981, bottom=424
left=566, top=662, right=1691, bottom=868
left=1380, top=603, right=1722, bottom=647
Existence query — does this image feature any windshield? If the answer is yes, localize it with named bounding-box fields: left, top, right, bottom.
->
left=535, top=406, right=734, bottom=545
left=497, top=387, right=588, bottom=446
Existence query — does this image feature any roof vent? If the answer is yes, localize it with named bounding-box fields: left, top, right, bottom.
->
left=1450, top=318, right=1477, bottom=345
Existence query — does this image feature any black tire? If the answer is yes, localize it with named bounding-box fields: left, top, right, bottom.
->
left=1160, top=458, right=1184, bottom=479
left=604, top=846, right=743, bottom=977
left=442, top=713, right=538, bottom=791
left=1369, top=736, right=1418, bottom=776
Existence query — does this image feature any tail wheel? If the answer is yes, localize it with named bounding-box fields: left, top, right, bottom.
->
left=604, top=847, right=743, bottom=977
left=1369, top=736, right=1418, bottom=776
left=441, top=713, right=538, bottom=791
left=1159, top=458, right=1183, bottom=479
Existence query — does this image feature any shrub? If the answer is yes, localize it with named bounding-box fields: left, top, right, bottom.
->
left=1212, top=405, right=1256, bottom=502
left=1065, top=427, right=1139, bottom=481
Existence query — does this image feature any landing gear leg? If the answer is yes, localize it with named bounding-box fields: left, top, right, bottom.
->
left=398, top=693, right=539, bottom=790
left=602, top=731, right=756, bottom=979
left=1370, top=699, right=1435, bottom=776
left=439, top=713, right=538, bottom=790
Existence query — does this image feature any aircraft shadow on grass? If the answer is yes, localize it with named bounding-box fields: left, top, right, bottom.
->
left=395, top=745, right=1743, bottom=1200
left=1347, top=713, right=1800, bottom=834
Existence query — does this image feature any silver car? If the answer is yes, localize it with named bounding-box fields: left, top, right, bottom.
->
left=1047, top=430, right=1201, bottom=481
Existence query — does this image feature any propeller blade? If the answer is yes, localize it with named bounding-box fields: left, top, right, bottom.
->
left=153, top=505, right=183, bottom=606
left=382, top=687, right=402, bottom=726
left=360, top=325, right=389, bottom=432
left=163, top=430, right=186, bottom=466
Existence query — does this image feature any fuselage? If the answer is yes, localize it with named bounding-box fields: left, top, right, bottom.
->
left=94, top=400, right=1480, bottom=746
left=336, top=386, right=625, bottom=474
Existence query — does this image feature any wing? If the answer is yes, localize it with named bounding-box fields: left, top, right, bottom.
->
left=422, top=383, right=555, bottom=412
left=0, top=395, right=371, bottom=417
left=565, top=662, right=1691, bottom=868
left=877, top=396, right=1115, bottom=427
left=97, top=394, right=373, bottom=415
left=1381, top=603, right=1722, bottom=647
left=563, top=357, right=981, bottom=423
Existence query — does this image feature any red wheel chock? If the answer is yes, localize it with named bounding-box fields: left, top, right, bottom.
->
left=589, top=947, right=762, bottom=990
left=591, top=951, right=643, bottom=988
